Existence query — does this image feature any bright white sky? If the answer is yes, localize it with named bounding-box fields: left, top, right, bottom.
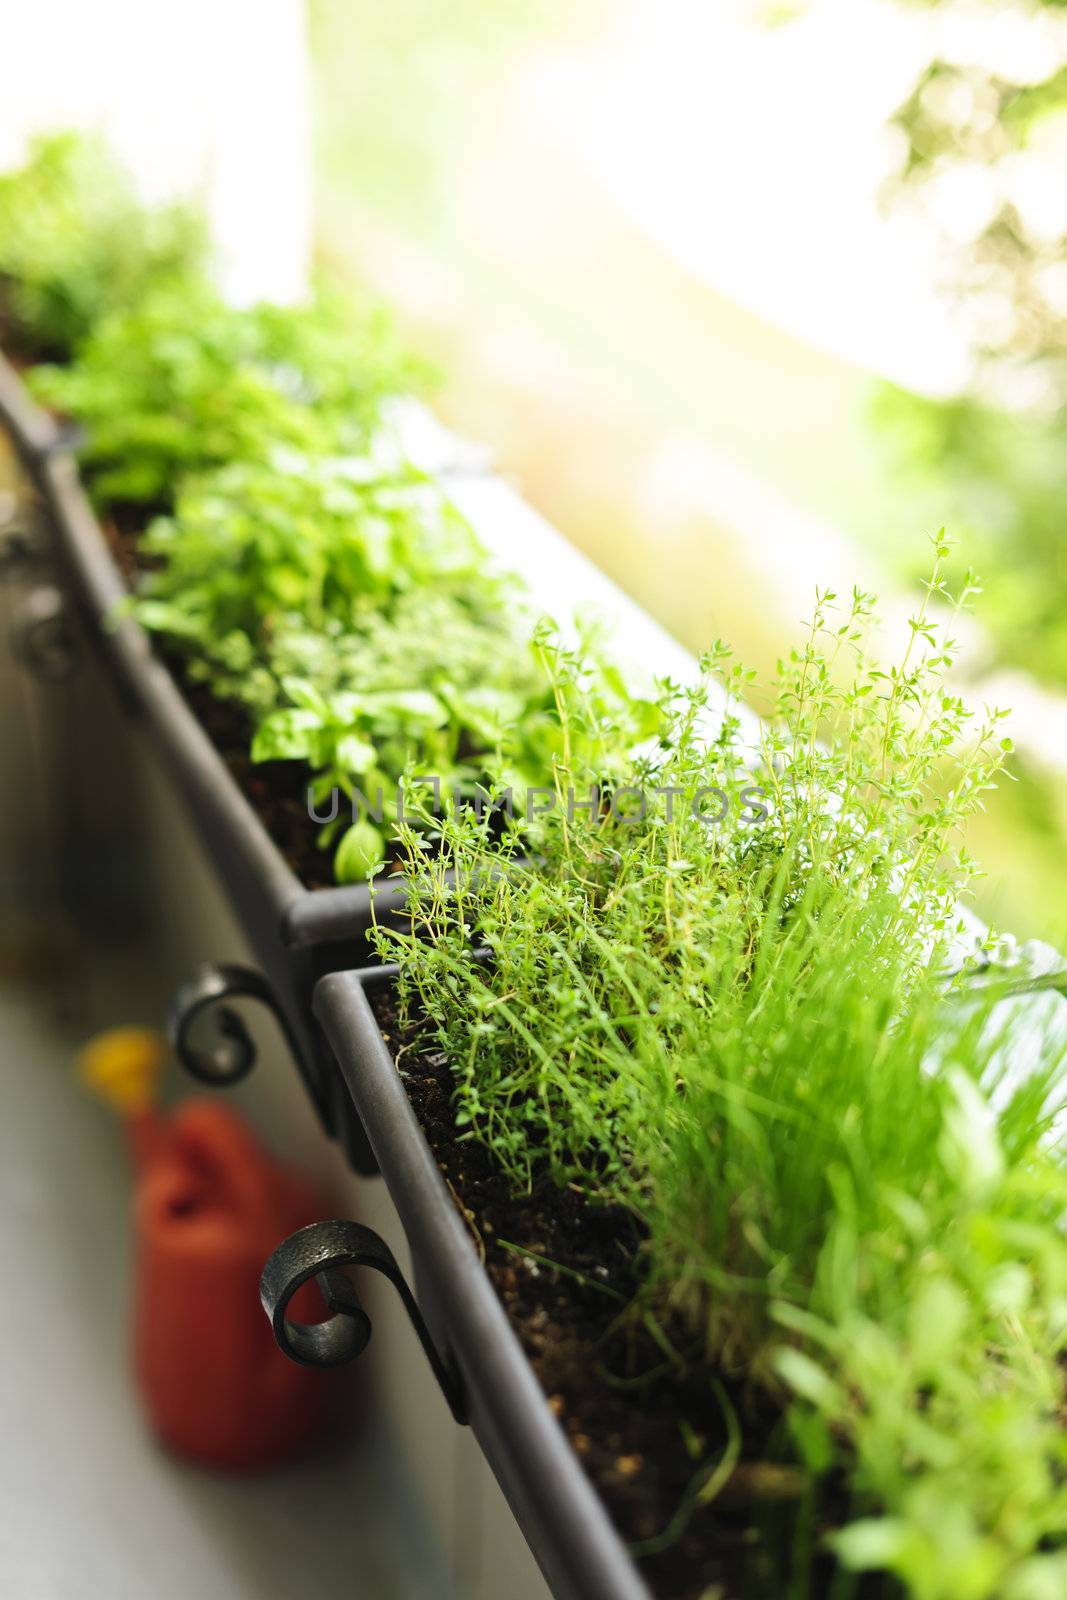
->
left=4, top=0, right=1064, bottom=397
left=0, top=0, right=312, bottom=306
left=527, top=0, right=1053, bottom=396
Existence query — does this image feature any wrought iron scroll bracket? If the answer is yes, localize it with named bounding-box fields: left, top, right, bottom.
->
left=168, top=962, right=303, bottom=1088
left=0, top=490, right=47, bottom=574
left=10, top=584, right=75, bottom=680
left=0, top=523, right=45, bottom=574
left=260, top=1218, right=467, bottom=1424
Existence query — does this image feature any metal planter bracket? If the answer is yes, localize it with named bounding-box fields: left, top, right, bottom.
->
left=10, top=583, right=75, bottom=680
left=260, top=1218, right=467, bottom=1422
left=0, top=523, right=46, bottom=574
left=311, top=968, right=653, bottom=1600
left=168, top=962, right=305, bottom=1087
left=0, top=489, right=47, bottom=575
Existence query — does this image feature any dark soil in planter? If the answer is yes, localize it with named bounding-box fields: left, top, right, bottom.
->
left=184, top=677, right=338, bottom=889
left=370, top=984, right=891, bottom=1600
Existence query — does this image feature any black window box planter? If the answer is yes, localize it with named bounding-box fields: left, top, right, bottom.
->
left=1, top=350, right=650, bottom=1597
left=310, top=964, right=651, bottom=1600
left=0, top=349, right=416, bottom=1165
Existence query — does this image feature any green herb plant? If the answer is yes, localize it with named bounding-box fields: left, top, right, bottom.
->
left=5, top=136, right=1067, bottom=1596
left=379, top=548, right=1067, bottom=1598
left=0, top=132, right=205, bottom=360
left=29, top=282, right=418, bottom=510
left=0, top=134, right=556, bottom=881
left=130, top=454, right=571, bottom=877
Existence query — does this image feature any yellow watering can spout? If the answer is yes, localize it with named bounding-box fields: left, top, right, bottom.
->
left=78, top=1027, right=166, bottom=1117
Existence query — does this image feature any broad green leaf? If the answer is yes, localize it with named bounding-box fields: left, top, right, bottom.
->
left=251, top=708, right=319, bottom=762
left=833, top=1518, right=914, bottom=1572
left=335, top=732, right=377, bottom=775
left=334, top=819, right=386, bottom=883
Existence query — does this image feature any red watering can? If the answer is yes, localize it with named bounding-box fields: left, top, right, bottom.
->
left=80, top=1028, right=340, bottom=1471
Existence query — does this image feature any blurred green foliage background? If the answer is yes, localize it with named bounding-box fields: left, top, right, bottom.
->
left=309, top=0, right=1067, bottom=944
